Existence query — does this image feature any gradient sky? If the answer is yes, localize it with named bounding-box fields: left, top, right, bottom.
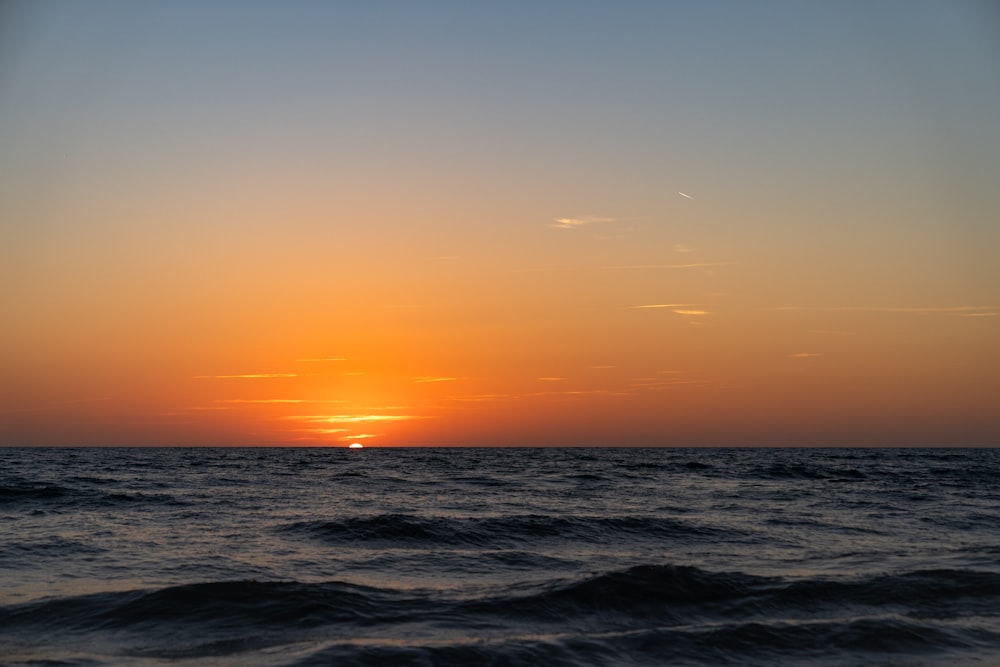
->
left=2, top=1, right=998, bottom=446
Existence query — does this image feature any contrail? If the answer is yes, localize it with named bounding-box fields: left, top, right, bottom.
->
left=678, top=191, right=694, bottom=199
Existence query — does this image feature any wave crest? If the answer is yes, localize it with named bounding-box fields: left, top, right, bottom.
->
left=280, top=513, right=737, bottom=549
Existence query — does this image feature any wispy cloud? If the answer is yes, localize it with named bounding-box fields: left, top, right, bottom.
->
left=551, top=215, right=617, bottom=229
left=537, top=377, right=565, bottom=381
left=525, top=388, right=631, bottom=399
left=765, top=305, right=997, bottom=315
left=437, top=373, right=720, bottom=406
left=294, top=429, right=379, bottom=442
left=674, top=244, right=695, bottom=253
left=604, top=262, right=734, bottom=270
left=629, top=377, right=670, bottom=388
left=789, top=352, right=825, bottom=358
left=216, top=399, right=305, bottom=404
left=529, top=377, right=713, bottom=397
left=296, top=357, right=347, bottom=363
left=194, top=373, right=304, bottom=379
left=442, top=393, right=513, bottom=403
left=627, top=377, right=710, bottom=390
left=0, top=406, right=49, bottom=415
left=1, top=397, right=112, bottom=414
left=629, top=304, right=710, bottom=316
left=215, top=399, right=347, bottom=404
left=512, top=261, right=732, bottom=274
left=289, top=414, right=419, bottom=424
left=677, top=191, right=694, bottom=200
left=412, top=376, right=458, bottom=383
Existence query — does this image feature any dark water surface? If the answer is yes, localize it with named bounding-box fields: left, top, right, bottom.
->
left=1, top=447, right=999, bottom=666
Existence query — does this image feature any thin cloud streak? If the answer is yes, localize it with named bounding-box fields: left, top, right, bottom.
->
left=440, top=374, right=717, bottom=405
left=550, top=215, right=617, bottom=229
left=215, top=399, right=348, bottom=404
left=217, top=399, right=304, bottom=404
left=442, top=394, right=513, bottom=403
left=289, top=415, right=420, bottom=424
left=627, top=377, right=711, bottom=389
left=512, top=262, right=733, bottom=274
left=194, top=374, right=305, bottom=379
left=0, top=397, right=111, bottom=415
left=765, top=306, right=997, bottom=315
left=604, top=262, right=735, bottom=270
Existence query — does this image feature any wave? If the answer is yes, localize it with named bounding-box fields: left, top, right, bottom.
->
left=344, top=548, right=581, bottom=576
left=3, top=448, right=1000, bottom=666
left=278, top=513, right=742, bottom=549
left=463, top=565, right=1000, bottom=625
left=0, top=483, right=186, bottom=508
left=0, top=580, right=413, bottom=634
left=4, top=565, right=998, bottom=635
left=756, top=463, right=869, bottom=481
left=460, top=564, right=765, bottom=622
left=0, top=537, right=106, bottom=566
left=753, top=453, right=1000, bottom=486
left=286, top=618, right=998, bottom=667
left=0, top=483, right=73, bottom=502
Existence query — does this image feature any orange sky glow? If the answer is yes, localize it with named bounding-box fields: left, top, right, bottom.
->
left=1, top=2, right=997, bottom=446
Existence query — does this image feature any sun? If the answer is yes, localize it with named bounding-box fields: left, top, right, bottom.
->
left=348, top=443, right=364, bottom=449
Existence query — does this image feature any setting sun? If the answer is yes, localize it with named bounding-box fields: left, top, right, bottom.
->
left=348, top=443, right=364, bottom=449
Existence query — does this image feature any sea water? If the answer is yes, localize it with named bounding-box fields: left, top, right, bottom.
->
left=1, top=447, right=999, bottom=666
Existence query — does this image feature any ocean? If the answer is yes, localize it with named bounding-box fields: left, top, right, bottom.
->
left=1, top=447, right=999, bottom=666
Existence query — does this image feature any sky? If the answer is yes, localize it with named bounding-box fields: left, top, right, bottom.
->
left=1, top=0, right=998, bottom=447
